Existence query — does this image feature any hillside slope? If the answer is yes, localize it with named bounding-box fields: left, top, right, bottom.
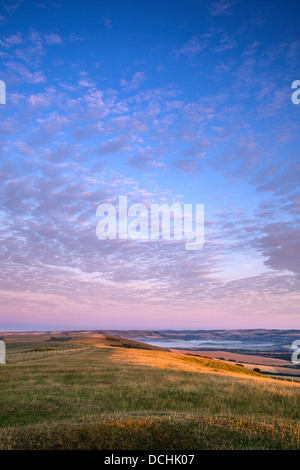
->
left=0, top=333, right=299, bottom=450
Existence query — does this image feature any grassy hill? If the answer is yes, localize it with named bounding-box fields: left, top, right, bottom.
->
left=71, top=333, right=170, bottom=351
left=0, top=333, right=299, bottom=450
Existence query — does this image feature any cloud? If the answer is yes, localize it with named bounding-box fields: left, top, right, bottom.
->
left=182, top=138, right=211, bottom=158
left=126, top=148, right=158, bottom=170
left=28, top=87, right=57, bottom=107
left=13, top=141, right=35, bottom=156
left=210, top=1, right=234, bottom=16
left=98, top=136, right=130, bottom=156
left=173, top=158, right=198, bottom=173
left=215, top=33, right=236, bottom=52
left=1, top=33, right=23, bottom=47
left=44, top=33, right=63, bottom=45
left=103, top=16, right=112, bottom=29
left=0, top=10, right=299, bottom=330
left=256, top=223, right=300, bottom=275
left=3, top=0, right=23, bottom=16
left=78, top=78, right=95, bottom=88
left=120, top=72, right=147, bottom=91
left=68, top=33, right=85, bottom=42
left=175, top=37, right=206, bottom=58
left=33, top=1, right=62, bottom=9
left=5, top=60, right=46, bottom=83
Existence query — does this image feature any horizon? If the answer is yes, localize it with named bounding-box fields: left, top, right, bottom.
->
left=1, top=326, right=300, bottom=334
left=0, top=0, right=299, bottom=331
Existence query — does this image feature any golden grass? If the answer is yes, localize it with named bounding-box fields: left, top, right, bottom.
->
left=109, top=346, right=285, bottom=380
left=1, top=334, right=299, bottom=449
left=73, top=333, right=169, bottom=351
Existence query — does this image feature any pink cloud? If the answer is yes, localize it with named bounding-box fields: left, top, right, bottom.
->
left=121, top=72, right=148, bottom=91
left=44, top=33, right=63, bottom=45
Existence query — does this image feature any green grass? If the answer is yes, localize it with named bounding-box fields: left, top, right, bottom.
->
left=0, top=341, right=299, bottom=450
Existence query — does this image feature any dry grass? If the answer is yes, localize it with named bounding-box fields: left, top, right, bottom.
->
left=1, top=415, right=299, bottom=450
left=0, top=334, right=299, bottom=450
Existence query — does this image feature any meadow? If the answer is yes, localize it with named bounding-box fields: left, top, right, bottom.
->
left=0, top=333, right=299, bottom=450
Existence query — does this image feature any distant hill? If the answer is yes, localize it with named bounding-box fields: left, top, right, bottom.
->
left=71, top=333, right=170, bottom=351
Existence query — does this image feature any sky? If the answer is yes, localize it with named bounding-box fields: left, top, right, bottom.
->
left=0, top=0, right=299, bottom=331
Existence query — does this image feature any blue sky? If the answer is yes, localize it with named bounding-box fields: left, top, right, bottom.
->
left=0, top=0, right=299, bottom=331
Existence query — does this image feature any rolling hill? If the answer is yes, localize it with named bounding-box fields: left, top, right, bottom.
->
left=0, top=332, right=299, bottom=450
